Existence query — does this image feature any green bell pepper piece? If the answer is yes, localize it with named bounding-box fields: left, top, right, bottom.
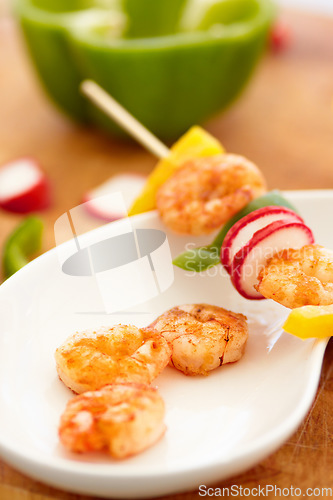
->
left=14, top=0, right=102, bottom=120
left=2, top=216, right=43, bottom=279
left=173, top=190, right=297, bottom=272
left=15, top=0, right=275, bottom=140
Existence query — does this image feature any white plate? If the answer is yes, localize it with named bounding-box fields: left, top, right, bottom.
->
left=277, top=0, right=333, bottom=16
left=0, top=190, right=330, bottom=499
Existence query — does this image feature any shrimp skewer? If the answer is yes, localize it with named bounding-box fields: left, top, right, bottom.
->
left=55, top=325, right=172, bottom=394
left=256, top=245, right=333, bottom=308
left=156, top=154, right=266, bottom=236
left=59, top=383, right=166, bottom=459
left=149, top=304, right=248, bottom=376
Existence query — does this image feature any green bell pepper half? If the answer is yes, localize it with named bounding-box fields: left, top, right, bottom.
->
left=15, top=0, right=275, bottom=139
left=2, top=216, right=43, bottom=279
left=173, top=190, right=297, bottom=273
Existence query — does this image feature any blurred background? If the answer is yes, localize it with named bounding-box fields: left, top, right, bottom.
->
left=0, top=1, right=332, bottom=499
left=278, top=0, right=333, bottom=14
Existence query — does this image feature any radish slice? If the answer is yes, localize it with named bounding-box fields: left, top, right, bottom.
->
left=84, top=173, right=146, bottom=221
left=0, top=158, right=50, bottom=214
left=221, top=206, right=303, bottom=274
left=230, top=221, right=315, bottom=300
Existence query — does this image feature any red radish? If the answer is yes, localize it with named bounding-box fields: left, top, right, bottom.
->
left=0, top=158, right=50, bottom=214
left=84, top=173, right=146, bottom=221
left=230, top=221, right=315, bottom=300
left=221, top=206, right=303, bottom=274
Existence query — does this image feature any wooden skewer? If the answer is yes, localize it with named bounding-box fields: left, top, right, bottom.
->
left=80, top=80, right=170, bottom=160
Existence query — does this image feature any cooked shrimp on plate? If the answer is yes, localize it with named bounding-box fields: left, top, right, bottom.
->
left=156, top=154, right=266, bottom=235
left=59, top=383, right=166, bottom=459
left=256, top=244, right=333, bottom=309
left=55, top=325, right=171, bottom=394
left=149, top=304, right=248, bottom=376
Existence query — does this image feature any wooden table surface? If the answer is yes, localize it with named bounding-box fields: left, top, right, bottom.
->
left=0, top=2, right=333, bottom=499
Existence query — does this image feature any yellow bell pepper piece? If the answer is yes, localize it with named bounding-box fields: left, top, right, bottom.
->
left=283, top=305, right=333, bottom=340
left=128, top=126, right=224, bottom=216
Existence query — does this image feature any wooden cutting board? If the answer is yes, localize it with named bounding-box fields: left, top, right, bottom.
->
left=0, top=3, right=332, bottom=499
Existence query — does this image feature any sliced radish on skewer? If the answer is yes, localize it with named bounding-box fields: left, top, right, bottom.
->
left=84, top=173, right=146, bottom=221
left=221, top=206, right=303, bottom=274
left=0, top=158, right=50, bottom=214
left=230, top=221, right=315, bottom=300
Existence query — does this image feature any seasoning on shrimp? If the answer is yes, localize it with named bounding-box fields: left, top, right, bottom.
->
left=59, top=383, right=166, bottom=459
left=149, top=304, right=248, bottom=376
left=55, top=325, right=171, bottom=394
left=256, top=244, right=333, bottom=309
left=156, top=154, right=266, bottom=236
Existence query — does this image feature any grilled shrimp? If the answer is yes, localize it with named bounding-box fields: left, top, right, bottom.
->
left=149, top=304, right=248, bottom=376
left=55, top=325, right=171, bottom=394
left=156, top=154, right=266, bottom=235
left=59, top=383, right=166, bottom=458
left=256, top=244, right=333, bottom=308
